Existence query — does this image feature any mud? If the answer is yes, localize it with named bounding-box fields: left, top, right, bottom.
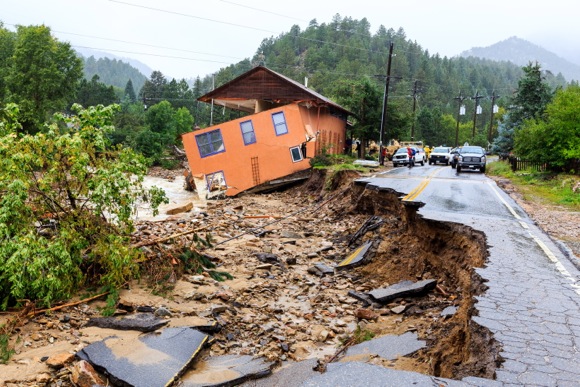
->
left=0, top=168, right=502, bottom=385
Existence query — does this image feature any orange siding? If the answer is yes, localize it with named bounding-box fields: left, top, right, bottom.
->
left=182, top=104, right=346, bottom=196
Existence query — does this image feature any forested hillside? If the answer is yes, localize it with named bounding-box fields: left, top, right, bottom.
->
left=82, top=55, right=147, bottom=94
left=190, top=15, right=569, bottom=148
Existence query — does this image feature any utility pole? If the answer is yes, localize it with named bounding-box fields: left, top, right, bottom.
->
left=454, top=92, right=467, bottom=147
left=471, top=90, right=484, bottom=141
left=488, top=91, right=500, bottom=144
left=379, top=42, right=394, bottom=165
left=210, top=73, right=215, bottom=126
left=410, top=80, right=420, bottom=141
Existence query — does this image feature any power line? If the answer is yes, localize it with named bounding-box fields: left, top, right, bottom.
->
left=73, top=45, right=233, bottom=66
left=107, top=0, right=277, bottom=34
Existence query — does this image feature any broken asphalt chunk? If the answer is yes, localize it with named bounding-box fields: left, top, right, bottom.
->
left=368, top=279, right=437, bottom=303
left=180, top=354, right=274, bottom=386
left=343, top=332, right=426, bottom=361
left=77, top=327, right=210, bottom=387
left=307, top=263, right=334, bottom=277
left=347, top=290, right=373, bottom=307
left=336, top=241, right=372, bottom=269
left=84, top=313, right=169, bottom=332
left=441, top=305, right=458, bottom=318
left=254, top=252, right=279, bottom=263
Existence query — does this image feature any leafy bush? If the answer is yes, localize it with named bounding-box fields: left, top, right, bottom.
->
left=0, top=103, right=168, bottom=309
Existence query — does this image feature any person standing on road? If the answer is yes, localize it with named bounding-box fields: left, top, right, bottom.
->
left=406, top=146, right=414, bottom=168
left=424, top=145, right=432, bottom=159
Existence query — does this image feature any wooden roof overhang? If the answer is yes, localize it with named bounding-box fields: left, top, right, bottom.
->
left=198, top=66, right=353, bottom=117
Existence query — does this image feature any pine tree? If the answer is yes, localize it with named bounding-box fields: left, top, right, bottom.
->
left=124, top=79, right=136, bottom=102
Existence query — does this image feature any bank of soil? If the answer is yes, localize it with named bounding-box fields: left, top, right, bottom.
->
left=0, top=168, right=502, bottom=386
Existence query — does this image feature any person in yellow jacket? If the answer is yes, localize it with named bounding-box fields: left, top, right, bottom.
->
left=424, top=145, right=432, bottom=159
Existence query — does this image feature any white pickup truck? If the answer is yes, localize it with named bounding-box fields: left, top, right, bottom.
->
left=392, top=147, right=425, bottom=167
left=428, top=146, right=452, bottom=165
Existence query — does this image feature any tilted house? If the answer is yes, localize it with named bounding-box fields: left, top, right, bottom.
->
left=181, top=66, right=352, bottom=197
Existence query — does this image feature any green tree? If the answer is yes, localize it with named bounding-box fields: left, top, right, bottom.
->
left=76, top=74, right=118, bottom=108
left=515, top=85, right=580, bottom=168
left=124, top=79, right=137, bottom=102
left=146, top=100, right=175, bottom=146
left=174, top=107, right=194, bottom=138
left=111, top=100, right=146, bottom=145
left=330, top=77, right=381, bottom=142
left=139, top=70, right=167, bottom=107
left=493, top=62, right=554, bottom=154
left=0, top=103, right=167, bottom=309
left=0, top=23, right=16, bottom=102
left=509, top=62, right=553, bottom=126
left=6, top=25, right=83, bottom=133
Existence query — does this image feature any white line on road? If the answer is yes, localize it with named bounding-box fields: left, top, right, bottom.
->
left=489, top=183, right=580, bottom=295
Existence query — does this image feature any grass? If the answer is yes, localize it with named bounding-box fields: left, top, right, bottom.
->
left=486, top=160, right=580, bottom=210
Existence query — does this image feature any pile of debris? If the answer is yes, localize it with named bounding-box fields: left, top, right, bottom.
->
left=0, top=169, right=501, bottom=386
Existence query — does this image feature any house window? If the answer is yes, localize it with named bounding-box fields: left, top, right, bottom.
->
left=290, top=146, right=303, bottom=162
left=272, top=111, right=288, bottom=136
left=206, top=171, right=226, bottom=192
left=240, top=120, right=256, bottom=145
left=196, top=129, right=225, bottom=157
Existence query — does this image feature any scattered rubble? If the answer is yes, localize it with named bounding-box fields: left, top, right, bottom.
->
left=0, top=168, right=502, bottom=386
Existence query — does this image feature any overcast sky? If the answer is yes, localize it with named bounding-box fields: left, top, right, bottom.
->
left=2, top=0, right=579, bottom=80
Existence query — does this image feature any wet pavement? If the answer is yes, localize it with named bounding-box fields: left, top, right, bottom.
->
left=348, top=167, right=580, bottom=386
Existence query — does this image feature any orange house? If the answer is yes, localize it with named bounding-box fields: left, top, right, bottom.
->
left=181, top=66, right=352, bottom=197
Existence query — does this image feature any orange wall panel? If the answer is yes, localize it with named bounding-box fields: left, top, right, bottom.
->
left=182, top=104, right=346, bottom=196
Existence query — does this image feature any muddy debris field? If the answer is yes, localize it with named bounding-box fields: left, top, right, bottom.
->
left=3, top=169, right=503, bottom=385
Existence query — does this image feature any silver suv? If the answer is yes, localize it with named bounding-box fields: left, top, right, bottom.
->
left=456, top=146, right=487, bottom=173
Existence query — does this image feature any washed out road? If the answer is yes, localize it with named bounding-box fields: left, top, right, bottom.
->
left=353, top=164, right=580, bottom=386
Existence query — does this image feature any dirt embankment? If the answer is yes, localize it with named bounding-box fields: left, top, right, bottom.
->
left=0, top=168, right=502, bottom=385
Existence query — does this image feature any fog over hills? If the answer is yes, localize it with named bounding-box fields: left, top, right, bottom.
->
left=460, top=36, right=580, bottom=82
left=75, top=47, right=154, bottom=79
left=75, top=35, right=580, bottom=86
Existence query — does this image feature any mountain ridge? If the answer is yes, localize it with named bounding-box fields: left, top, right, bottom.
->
left=460, top=36, right=580, bottom=82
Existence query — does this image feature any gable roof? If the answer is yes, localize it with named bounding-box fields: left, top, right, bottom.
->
left=198, top=66, right=353, bottom=116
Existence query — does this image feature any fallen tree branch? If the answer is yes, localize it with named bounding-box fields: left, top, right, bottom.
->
left=26, top=291, right=110, bottom=318
left=132, top=225, right=210, bottom=248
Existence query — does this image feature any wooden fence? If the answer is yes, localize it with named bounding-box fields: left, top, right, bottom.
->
left=507, top=157, right=580, bottom=173
left=508, top=157, right=549, bottom=172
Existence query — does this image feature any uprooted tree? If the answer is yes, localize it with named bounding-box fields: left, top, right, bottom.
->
left=0, top=103, right=168, bottom=310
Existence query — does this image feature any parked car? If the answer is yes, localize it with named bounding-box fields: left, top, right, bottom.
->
left=456, top=146, right=487, bottom=173
left=392, top=147, right=424, bottom=167
left=429, top=146, right=452, bottom=165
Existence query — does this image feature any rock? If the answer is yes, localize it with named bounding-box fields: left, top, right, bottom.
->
left=85, top=313, right=169, bottom=332
left=71, top=360, right=106, bottom=387
left=354, top=308, right=379, bottom=321
left=155, top=306, right=173, bottom=317
left=36, top=373, right=51, bottom=383
left=166, top=202, right=193, bottom=215
left=391, top=305, right=407, bottom=314
left=280, top=230, right=303, bottom=239
left=45, top=352, right=75, bottom=368
left=254, top=252, right=279, bottom=263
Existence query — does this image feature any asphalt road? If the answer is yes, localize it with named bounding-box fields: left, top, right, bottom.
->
left=351, top=163, right=580, bottom=386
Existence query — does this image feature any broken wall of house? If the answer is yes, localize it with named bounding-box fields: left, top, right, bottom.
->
left=181, top=103, right=346, bottom=197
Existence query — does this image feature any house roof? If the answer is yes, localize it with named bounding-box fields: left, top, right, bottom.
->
left=198, top=66, right=353, bottom=116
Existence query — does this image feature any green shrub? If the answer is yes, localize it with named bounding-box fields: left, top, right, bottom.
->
left=0, top=103, right=168, bottom=310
